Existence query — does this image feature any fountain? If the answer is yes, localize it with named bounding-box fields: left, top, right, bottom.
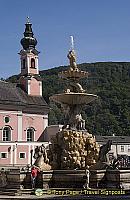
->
left=31, top=37, right=99, bottom=188
left=50, top=36, right=99, bottom=169
left=49, top=37, right=99, bottom=171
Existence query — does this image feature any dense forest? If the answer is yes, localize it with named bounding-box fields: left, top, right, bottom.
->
left=7, top=62, right=130, bottom=136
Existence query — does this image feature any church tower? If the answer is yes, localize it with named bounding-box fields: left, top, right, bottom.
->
left=19, top=18, right=42, bottom=96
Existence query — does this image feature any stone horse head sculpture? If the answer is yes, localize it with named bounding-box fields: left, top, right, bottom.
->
left=33, top=144, right=49, bottom=169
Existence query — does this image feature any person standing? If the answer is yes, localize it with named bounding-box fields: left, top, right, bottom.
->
left=83, top=165, right=90, bottom=189
left=31, top=166, right=40, bottom=189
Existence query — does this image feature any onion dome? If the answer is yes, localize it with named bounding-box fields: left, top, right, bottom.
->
left=21, top=17, right=37, bottom=50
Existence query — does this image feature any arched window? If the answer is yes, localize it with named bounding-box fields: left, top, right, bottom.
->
left=27, top=128, right=34, bottom=141
left=3, top=127, right=11, bottom=141
left=31, top=58, right=35, bottom=68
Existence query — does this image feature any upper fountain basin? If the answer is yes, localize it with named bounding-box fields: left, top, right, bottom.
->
left=50, top=92, right=98, bottom=105
left=59, top=70, right=89, bottom=80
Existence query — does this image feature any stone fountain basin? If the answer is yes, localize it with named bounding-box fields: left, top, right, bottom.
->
left=50, top=92, right=98, bottom=105
left=59, top=70, right=88, bottom=79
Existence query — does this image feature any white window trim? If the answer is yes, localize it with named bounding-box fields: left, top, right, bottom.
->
left=0, top=152, right=8, bottom=159
left=2, top=126, right=12, bottom=141
left=26, top=127, right=35, bottom=142
left=19, top=152, right=26, bottom=159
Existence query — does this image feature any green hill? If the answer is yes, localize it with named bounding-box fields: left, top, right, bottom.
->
left=7, top=62, right=130, bottom=136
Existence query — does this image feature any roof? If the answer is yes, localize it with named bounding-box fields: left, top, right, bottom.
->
left=96, top=135, right=130, bottom=144
left=0, top=80, right=49, bottom=113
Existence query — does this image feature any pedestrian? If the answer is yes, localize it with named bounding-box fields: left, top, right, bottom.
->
left=83, top=165, right=90, bottom=189
left=31, top=166, right=40, bottom=189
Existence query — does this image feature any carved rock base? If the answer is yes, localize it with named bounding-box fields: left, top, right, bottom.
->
left=49, top=130, right=99, bottom=170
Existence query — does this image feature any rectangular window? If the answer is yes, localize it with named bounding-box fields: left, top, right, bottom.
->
left=121, top=145, right=124, bottom=152
left=128, top=145, right=130, bottom=152
left=19, top=152, right=26, bottom=159
left=1, top=152, right=8, bottom=159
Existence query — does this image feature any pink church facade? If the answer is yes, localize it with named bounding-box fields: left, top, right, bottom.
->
left=0, top=20, right=49, bottom=168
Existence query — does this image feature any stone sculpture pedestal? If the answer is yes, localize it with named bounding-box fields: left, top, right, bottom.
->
left=43, top=170, right=86, bottom=188
left=89, top=169, right=130, bottom=189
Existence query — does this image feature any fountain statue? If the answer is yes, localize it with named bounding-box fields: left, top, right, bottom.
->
left=33, top=144, right=51, bottom=171
left=48, top=37, right=100, bottom=170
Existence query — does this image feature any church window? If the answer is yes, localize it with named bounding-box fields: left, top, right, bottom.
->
left=31, top=58, right=35, bottom=68
left=27, top=128, right=34, bottom=141
left=4, top=116, right=10, bottom=123
left=3, top=127, right=11, bottom=141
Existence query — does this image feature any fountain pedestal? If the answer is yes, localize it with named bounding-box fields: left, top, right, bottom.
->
left=49, top=130, right=99, bottom=170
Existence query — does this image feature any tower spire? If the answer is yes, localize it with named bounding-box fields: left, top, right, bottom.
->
left=20, top=18, right=37, bottom=50
left=19, top=19, right=42, bottom=96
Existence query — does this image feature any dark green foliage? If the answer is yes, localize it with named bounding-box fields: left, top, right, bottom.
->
left=6, top=74, right=20, bottom=83
left=8, top=62, right=130, bottom=136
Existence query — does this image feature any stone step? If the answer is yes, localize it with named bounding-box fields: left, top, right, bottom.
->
left=0, top=189, right=17, bottom=196
left=6, top=185, right=20, bottom=189
left=0, top=188, right=34, bottom=196
left=18, top=189, right=34, bottom=195
left=6, top=182, right=21, bottom=189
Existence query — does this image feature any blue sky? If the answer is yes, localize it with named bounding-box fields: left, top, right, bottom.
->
left=0, top=0, right=130, bottom=78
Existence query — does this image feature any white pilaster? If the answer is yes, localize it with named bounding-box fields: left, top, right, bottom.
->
left=10, top=145, right=13, bottom=165
left=32, top=145, right=35, bottom=164
left=27, top=56, right=30, bottom=73
left=28, top=145, right=31, bottom=165
left=14, top=144, right=17, bottom=165
left=17, top=111, right=23, bottom=141
left=28, top=80, right=31, bottom=95
left=40, top=82, right=42, bottom=96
